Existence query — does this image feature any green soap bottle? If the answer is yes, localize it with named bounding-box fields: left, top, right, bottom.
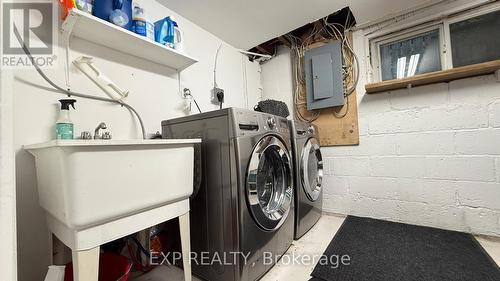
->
left=56, top=99, right=76, bottom=140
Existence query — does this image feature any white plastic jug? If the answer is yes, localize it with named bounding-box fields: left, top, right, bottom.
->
left=44, top=266, right=65, bottom=281
left=174, top=26, right=184, bottom=52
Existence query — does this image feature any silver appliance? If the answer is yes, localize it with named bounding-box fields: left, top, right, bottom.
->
left=162, top=108, right=294, bottom=281
left=289, top=120, right=323, bottom=239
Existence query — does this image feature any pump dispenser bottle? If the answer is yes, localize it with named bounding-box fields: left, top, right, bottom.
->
left=56, top=99, right=76, bottom=139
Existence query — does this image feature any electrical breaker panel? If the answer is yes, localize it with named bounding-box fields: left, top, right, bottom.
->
left=304, top=41, right=344, bottom=110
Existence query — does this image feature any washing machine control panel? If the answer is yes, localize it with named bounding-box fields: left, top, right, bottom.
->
left=234, top=111, right=289, bottom=137
left=267, top=117, right=276, bottom=129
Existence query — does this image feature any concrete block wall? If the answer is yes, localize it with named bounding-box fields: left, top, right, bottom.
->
left=257, top=0, right=500, bottom=238
left=322, top=74, right=500, bottom=236
left=259, top=39, right=500, bottom=236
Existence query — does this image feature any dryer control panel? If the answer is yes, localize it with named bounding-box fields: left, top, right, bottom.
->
left=293, top=120, right=319, bottom=140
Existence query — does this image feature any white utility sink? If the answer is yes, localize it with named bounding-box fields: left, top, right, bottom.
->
left=24, top=139, right=201, bottom=230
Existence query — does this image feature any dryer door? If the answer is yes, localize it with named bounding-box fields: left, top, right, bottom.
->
left=246, top=135, right=293, bottom=231
left=301, top=138, right=323, bottom=201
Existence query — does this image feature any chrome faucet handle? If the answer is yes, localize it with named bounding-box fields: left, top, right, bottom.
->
left=102, top=132, right=112, bottom=140
left=80, top=131, right=92, bottom=140
left=94, top=122, right=107, bottom=139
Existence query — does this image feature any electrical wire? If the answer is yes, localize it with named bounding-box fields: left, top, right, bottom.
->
left=184, top=88, right=202, bottom=114
left=213, top=43, right=222, bottom=88
left=178, top=72, right=202, bottom=114
left=333, top=96, right=349, bottom=118
left=213, top=43, right=224, bottom=109
left=288, top=11, right=360, bottom=122
left=193, top=98, right=202, bottom=113
left=12, top=25, right=147, bottom=139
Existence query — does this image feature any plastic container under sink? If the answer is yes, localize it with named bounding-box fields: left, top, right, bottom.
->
left=64, top=252, right=133, bottom=281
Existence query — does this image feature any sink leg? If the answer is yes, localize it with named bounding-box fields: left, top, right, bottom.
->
left=179, top=212, right=192, bottom=281
left=71, top=246, right=100, bottom=281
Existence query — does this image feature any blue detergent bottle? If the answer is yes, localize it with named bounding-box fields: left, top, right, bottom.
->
left=94, top=0, right=132, bottom=30
left=154, top=16, right=175, bottom=47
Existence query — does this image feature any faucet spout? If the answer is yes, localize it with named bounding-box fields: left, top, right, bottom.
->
left=94, top=122, right=107, bottom=139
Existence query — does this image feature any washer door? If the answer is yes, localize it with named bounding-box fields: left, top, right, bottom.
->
left=300, top=138, right=323, bottom=201
left=246, top=135, right=293, bottom=231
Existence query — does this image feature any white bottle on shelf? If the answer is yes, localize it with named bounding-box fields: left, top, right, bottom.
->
left=171, top=18, right=184, bottom=52
left=132, top=2, right=154, bottom=41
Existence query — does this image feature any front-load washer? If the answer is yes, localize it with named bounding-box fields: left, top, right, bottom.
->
left=162, top=108, right=294, bottom=281
left=289, top=120, right=323, bottom=240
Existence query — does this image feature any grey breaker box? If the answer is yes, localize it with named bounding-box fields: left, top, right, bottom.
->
left=304, top=41, right=344, bottom=110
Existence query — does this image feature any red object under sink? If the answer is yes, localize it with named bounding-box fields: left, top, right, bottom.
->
left=64, top=252, right=133, bottom=281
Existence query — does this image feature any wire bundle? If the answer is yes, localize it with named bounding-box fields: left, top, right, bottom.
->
left=286, top=11, right=360, bottom=121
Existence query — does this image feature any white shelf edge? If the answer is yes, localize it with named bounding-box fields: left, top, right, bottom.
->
left=61, top=9, right=198, bottom=71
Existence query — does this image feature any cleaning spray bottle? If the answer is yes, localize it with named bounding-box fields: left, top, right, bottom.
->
left=56, top=99, right=76, bottom=140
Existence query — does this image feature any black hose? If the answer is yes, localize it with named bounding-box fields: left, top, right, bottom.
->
left=12, top=24, right=147, bottom=139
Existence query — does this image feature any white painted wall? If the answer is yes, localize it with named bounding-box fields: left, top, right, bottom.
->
left=243, top=56, right=263, bottom=109
left=1, top=3, right=18, bottom=280
left=259, top=3, right=500, bottom=237
left=10, top=1, right=261, bottom=280
left=261, top=46, right=294, bottom=119
left=1, top=67, right=18, bottom=281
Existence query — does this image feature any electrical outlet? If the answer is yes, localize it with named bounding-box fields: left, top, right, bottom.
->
left=211, top=87, right=224, bottom=105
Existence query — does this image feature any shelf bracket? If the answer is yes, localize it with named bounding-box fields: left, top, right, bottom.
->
left=495, top=69, right=500, bottom=83
left=60, top=10, right=77, bottom=89
left=63, top=38, right=71, bottom=88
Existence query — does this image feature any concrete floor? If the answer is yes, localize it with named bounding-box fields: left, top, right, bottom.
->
left=131, top=214, right=500, bottom=281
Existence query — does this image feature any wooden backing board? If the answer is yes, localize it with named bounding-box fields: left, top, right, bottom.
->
left=297, top=40, right=359, bottom=146
left=312, top=90, right=359, bottom=146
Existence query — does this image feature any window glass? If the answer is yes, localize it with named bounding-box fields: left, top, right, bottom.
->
left=379, top=29, right=441, bottom=81
left=450, top=10, right=500, bottom=67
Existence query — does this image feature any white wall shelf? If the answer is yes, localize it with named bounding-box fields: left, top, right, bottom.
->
left=61, top=9, right=198, bottom=71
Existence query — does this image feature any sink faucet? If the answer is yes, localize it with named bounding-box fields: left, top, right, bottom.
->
left=94, top=122, right=107, bottom=139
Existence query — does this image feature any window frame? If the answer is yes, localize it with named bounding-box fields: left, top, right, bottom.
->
left=371, top=24, right=446, bottom=82
left=368, top=2, right=500, bottom=83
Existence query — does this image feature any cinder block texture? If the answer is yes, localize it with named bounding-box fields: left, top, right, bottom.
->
left=322, top=73, right=500, bottom=236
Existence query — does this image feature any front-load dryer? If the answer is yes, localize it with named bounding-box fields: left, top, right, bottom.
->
left=162, top=108, right=294, bottom=281
left=289, top=120, right=323, bottom=240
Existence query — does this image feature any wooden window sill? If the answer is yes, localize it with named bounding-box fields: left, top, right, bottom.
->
left=365, top=60, right=500, bottom=94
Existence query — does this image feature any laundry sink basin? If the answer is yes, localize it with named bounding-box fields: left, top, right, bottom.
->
left=24, top=139, right=201, bottom=229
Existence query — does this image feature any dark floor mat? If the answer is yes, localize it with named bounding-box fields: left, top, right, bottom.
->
left=310, top=216, right=500, bottom=281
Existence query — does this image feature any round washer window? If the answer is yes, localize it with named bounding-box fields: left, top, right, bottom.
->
left=247, top=135, right=293, bottom=231
left=301, top=138, right=323, bottom=201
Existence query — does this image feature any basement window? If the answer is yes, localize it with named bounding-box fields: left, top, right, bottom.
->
left=450, top=9, right=500, bottom=67
left=369, top=4, right=500, bottom=83
left=378, top=29, right=442, bottom=81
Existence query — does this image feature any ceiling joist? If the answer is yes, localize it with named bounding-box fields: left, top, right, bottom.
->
left=246, top=7, right=356, bottom=60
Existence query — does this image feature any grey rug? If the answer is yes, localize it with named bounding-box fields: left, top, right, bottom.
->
left=310, top=216, right=500, bottom=281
